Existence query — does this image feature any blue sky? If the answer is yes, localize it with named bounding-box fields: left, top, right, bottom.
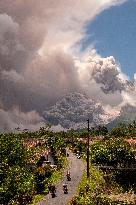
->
left=83, top=0, right=136, bottom=79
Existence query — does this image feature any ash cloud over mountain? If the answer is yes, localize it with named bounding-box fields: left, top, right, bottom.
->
left=0, top=108, right=44, bottom=132
left=0, top=0, right=135, bottom=131
left=90, top=56, right=130, bottom=94
left=43, top=92, right=117, bottom=130
left=77, top=52, right=136, bottom=106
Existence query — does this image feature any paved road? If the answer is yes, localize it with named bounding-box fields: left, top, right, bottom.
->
left=37, top=151, right=85, bottom=205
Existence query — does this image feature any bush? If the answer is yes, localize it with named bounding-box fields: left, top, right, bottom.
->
left=1, top=133, right=27, bottom=167
left=0, top=166, right=35, bottom=205
left=0, top=134, right=34, bottom=204
left=91, top=138, right=135, bottom=168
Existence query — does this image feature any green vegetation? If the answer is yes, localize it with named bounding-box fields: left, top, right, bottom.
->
left=70, top=120, right=136, bottom=205
left=110, top=120, right=136, bottom=138
left=91, top=138, right=135, bottom=167
left=0, top=130, right=67, bottom=205
left=0, top=120, right=136, bottom=205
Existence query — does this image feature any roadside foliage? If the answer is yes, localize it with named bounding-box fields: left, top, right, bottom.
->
left=0, top=120, right=136, bottom=205
left=0, top=129, right=67, bottom=205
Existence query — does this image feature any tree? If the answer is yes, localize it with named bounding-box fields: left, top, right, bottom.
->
left=0, top=166, right=35, bottom=205
left=1, top=133, right=27, bottom=167
left=0, top=133, right=34, bottom=204
left=91, top=138, right=135, bottom=167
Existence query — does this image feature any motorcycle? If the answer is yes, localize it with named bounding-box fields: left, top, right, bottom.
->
left=51, top=190, right=56, bottom=198
left=66, top=171, right=71, bottom=181
left=63, top=185, right=68, bottom=194
left=67, top=174, right=71, bottom=181
left=48, top=185, right=56, bottom=198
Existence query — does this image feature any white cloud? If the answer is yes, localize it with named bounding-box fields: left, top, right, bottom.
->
left=75, top=51, right=129, bottom=106
left=0, top=108, right=45, bottom=132
left=121, top=76, right=136, bottom=107
left=0, top=0, right=133, bottom=131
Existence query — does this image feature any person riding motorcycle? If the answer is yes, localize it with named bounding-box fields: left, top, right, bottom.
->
left=63, top=184, right=68, bottom=194
left=48, top=185, right=56, bottom=197
left=66, top=171, right=71, bottom=181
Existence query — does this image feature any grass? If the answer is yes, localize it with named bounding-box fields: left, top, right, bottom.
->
left=29, top=194, right=44, bottom=205
left=69, top=164, right=136, bottom=205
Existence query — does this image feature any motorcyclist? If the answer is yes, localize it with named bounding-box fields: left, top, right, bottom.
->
left=63, top=184, right=68, bottom=194
left=48, top=185, right=56, bottom=197
left=66, top=171, right=71, bottom=181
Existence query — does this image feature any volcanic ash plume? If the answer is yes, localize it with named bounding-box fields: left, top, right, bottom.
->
left=0, top=0, right=134, bottom=131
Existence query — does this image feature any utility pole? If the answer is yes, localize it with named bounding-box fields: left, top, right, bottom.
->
left=87, top=119, right=90, bottom=178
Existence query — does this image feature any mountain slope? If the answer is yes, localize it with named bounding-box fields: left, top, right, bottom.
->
left=107, top=104, right=136, bottom=130
left=43, top=92, right=117, bottom=130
